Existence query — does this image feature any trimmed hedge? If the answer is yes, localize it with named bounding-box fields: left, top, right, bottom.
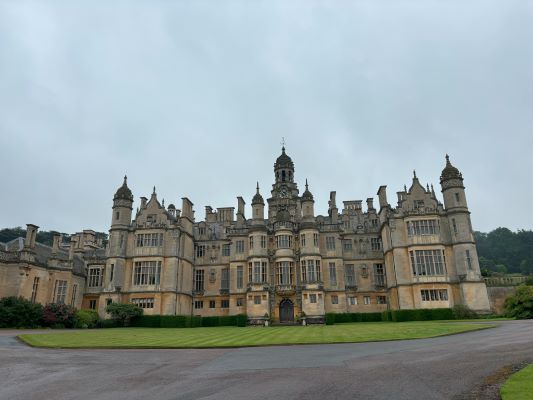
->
left=390, top=308, right=454, bottom=322
left=325, top=308, right=457, bottom=325
left=129, top=314, right=247, bottom=328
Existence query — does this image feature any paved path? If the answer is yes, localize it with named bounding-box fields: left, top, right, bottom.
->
left=1, top=321, right=533, bottom=400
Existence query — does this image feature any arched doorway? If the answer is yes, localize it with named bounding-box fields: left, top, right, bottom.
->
left=279, top=299, right=294, bottom=323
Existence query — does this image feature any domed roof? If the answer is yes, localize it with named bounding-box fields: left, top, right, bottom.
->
left=252, top=182, right=264, bottom=205
left=114, top=176, right=133, bottom=201
left=167, top=203, right=176, bottom=210
left=440, top=155, right=463, bottom=182
left=274, top=147, right=294, bottom=169
left=301, top=179, right=314, bottom=201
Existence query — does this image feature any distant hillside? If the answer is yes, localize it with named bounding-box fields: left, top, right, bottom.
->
left=475, top=228, right=533, bottom=275
left=0, top=227, right=108, bottom=247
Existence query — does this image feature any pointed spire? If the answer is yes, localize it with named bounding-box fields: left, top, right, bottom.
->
left=302, top=178, right=314, bottom=201
left=431, top=184, right=436, bottom=196
left=446, top=154, right=451, bottom=166
left=162, top=198, right=165, bottom=207
left=426, top=184, right=430, bottom=192
left=413, top=170, right=417, bottom=179
left=404, top=184, right=407, bottom=192
left=252, top=181, right=264, bottom=205
left=123, top=175, right=128, bottom=185
left=153, top=186, right=156, bottom=194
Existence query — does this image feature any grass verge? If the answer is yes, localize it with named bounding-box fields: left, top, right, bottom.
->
left=500, top=363, right=533, bottom=400
left=18, top=321, right=495, bottom=349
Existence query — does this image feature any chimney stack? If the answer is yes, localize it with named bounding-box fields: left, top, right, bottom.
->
left=25, top=224, right=39, bottom=250
left=52, top=232, right=61, bottom=254
left=69, top=238, right=77, bottom=261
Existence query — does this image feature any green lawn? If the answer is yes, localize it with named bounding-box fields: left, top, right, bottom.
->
left=18, top=321, right=495, bottom=349
left=501, top=364, right=533, bottom=400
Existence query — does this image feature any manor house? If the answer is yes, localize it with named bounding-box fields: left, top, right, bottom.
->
left=0, top=148, right=491, bottom=322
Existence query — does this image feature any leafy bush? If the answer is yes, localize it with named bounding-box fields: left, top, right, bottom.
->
left=74, top=309, right=100, bottom=328
left=452, top=304, right=478, bottom=320
left=105, top=303, right=143, bottom=326
left=0, top=296, right=43, bottom=328
left=43, top=303, right=76, bottom=328
left=505, top=285, right=533, bottom=319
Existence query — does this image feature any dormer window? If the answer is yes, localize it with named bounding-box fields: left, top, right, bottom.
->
left=414, top=200, right=425, bottom=210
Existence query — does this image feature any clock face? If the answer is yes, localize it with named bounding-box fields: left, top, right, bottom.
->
left=280, top=187, right=288, bottom=198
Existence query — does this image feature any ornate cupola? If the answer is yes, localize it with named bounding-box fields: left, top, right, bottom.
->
left=274, top=146, right=295, bottom=184
left=440, top=154, right=464, bottom=188
left=114, top=175, right=133, bottom=202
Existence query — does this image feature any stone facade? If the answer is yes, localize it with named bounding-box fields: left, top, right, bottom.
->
left=0, top=148, right=491, bottom=321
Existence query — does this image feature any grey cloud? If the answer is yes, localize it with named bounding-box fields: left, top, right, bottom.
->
left=0, top=0, right=532, bottom=233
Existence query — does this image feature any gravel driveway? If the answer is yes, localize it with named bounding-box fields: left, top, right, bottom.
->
left=1, top=320, right=532, bottom=400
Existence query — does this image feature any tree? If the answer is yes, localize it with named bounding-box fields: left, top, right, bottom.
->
left=105, top=303, right=143, bottom=326
left=504, top=285, right=533, bottom=319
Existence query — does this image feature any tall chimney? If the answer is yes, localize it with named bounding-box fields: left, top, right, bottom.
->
left=237, top=197, right=246, bottom=223
left=377, top=186, right=388, bottom=209
left=52, top=232, right=61, bottom=254
left=69, top=238, right=77, bottom=261
left=25, top=224, right=39, bottom=250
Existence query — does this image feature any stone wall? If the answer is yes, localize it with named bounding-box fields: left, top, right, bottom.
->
left=486, top=286, right=516, bottom=315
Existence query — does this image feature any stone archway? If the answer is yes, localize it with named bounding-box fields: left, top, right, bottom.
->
left=279, top=299, right=294, bottom=323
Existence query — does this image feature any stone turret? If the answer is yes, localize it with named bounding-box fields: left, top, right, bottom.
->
left=111, top=176, right=134, bottom=228
left=440, top=154, right=467, bottom=211
left=301, top=179, right=315, bottom=218
left=252, top=182, right=265, bottom=221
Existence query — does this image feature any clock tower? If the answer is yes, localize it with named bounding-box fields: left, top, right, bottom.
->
left=268, top=146, right=300, bottom=221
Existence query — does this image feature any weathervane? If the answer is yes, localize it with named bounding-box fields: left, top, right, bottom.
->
left=281, top=137, right=286, bottom=149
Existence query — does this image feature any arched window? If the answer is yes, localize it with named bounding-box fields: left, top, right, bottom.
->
left=282, top=170, right=286, bottom=182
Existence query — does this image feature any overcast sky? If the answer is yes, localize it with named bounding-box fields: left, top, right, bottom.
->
left=1, top=1, right=532, bottom=234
